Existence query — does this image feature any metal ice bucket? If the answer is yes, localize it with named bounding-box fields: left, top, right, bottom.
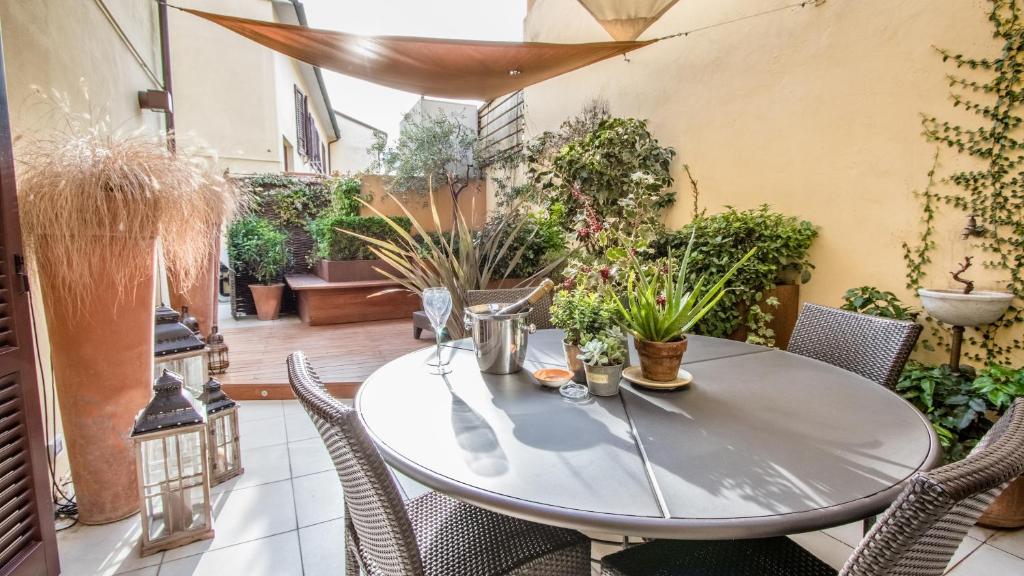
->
left=464, top=303, right=535, bottom=374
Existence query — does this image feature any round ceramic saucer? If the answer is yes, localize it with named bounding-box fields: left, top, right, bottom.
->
left=622, top=366, right=693, bottom=391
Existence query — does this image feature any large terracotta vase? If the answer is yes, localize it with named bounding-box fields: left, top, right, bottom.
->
left=169, top=231, right=220, bottom=336
left=39, top=241, right=156, bottom=524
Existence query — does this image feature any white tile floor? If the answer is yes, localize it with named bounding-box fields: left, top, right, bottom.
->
left=57, top=400, right=1024, bottom=576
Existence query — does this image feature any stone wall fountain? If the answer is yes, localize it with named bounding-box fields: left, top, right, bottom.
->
left=917, top=257, right=1014, bottom=373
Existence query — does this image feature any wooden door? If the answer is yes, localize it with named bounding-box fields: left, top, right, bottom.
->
left=0, top=23, right=60, bottom=576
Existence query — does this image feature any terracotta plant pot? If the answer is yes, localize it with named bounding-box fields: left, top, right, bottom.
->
left=635, top=338, right=688, bottom=382
left=40, top=241, right=157, bottom=524
left=978, top=475, right=1024, bottom=528
left=250, top=283, right=285, bottom=320
left=562, top=341, right=586, bottom=383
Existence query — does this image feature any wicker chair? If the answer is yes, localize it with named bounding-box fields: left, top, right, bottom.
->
left=467, top=287, right=554, bottom=329
left=601, top=398, right=1024, bottom=576
left=786, top=303, right=922, bottom=389
left=286, top=352, right=591, bottom=576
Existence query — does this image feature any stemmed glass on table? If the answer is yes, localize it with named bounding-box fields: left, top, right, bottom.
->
left=422, top=287, right=453, bottom=375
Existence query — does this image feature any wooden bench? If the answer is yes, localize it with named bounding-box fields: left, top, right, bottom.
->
left=286, top=274, right=421, bottom=326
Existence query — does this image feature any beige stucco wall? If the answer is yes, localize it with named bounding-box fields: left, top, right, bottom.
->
left=522, top=0, right=1017, bottom=362
left=2, top=0, right=165, bottom=487
left=171, top=0, right=281, bottom=174
left=330, top=114, right=383, bottom=175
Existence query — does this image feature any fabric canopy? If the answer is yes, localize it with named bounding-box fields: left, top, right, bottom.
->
left=180, top=8, right=657, bottom=102
left=578, top=0, right=680, bottom=41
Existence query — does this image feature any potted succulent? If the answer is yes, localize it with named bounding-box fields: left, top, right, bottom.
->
left=550, top=286, right=617, bottom=383
left=228, top=216, right=288, bottom=320
left=578, top=327, right=628, bottom=396
left=614, top=234, right=755, bottom=381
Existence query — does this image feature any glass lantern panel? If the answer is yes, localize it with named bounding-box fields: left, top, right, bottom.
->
left=155, top=354, right=206, bottom=397
left=146, top=494, right=166, bottom=541
left=183, top=480, right=208, bottom=531
left=164, top=435, right=180, bottom=479
left=178, top=430, right=203, bottom=477
left=141, top=438, right=167, bottom=486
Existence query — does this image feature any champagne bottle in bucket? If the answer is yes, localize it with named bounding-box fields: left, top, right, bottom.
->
left=466, top=279, right=554, bottom=374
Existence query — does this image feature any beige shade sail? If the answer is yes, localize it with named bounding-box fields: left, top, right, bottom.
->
left=577, top=0, right=680, bottom=41
left=180, top=8, right=657, bottom=102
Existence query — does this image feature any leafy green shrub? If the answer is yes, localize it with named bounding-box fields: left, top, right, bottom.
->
left=897, top=361, right=1024, bottom=462
left=481, top=207, right=568, bottom=279
left=535, top=117, right=676, bottom=249
left=309, top=214, right=412, bottom=261
left=653, top=206, right=817, bottom=345
left=841, top=286, right=918, bottom=320
left=550, top=286, right=618, bottom=345
left=326, top=177, right=366, bottom=218
left=228, top=216, right=288, bottom=285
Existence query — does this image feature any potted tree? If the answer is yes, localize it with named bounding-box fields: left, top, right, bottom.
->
left=550, top=286, right=617, bottom=383
left=578, top=327, right=628, bottom=396
left=614, top=235, right=755, bottom=382
left=228, top=216, right=288, bottom=320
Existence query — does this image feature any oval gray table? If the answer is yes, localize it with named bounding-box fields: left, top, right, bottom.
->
left=356, top=329, right=941, bottom=539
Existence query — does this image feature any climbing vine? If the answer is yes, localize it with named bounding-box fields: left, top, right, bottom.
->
left=903, top=0, right=1024, bottom=364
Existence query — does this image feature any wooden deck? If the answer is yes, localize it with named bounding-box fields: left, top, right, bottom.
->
left=217, top=312, right=430, bottom=398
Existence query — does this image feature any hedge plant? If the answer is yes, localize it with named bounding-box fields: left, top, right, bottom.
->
left=653, top=205, right=817, bottom=345
left=309, top=214, right=412, bottom=261
left=227, top=216, right=288, bottom=285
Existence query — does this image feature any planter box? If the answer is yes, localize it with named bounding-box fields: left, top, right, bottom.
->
left=317, top=259, right=399, bottom=283
left=286, top=274, right=420, bottom=326
left=729, top=284, right=800, bottom=349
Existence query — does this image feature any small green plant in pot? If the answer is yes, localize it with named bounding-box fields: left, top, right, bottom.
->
left=615, top=232, right=755, bottom=381
left=228, top=216, right=288, bottom=320
left=550, top=286, right=617, bottom=383
left=578, top=327, right=628, bottom=396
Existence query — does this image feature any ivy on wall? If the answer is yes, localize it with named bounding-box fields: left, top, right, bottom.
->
left=903, top=0, right=1024, bottom=363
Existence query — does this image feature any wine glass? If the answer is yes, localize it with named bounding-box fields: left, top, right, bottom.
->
left=422, top=287, right=453, bottom=375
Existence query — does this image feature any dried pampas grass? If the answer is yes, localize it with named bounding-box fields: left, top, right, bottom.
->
left=17, top=124, right=243, bottom=310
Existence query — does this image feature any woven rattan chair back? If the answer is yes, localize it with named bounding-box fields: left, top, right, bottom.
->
left=467, top=287, right=554, bottom=329
left=287, top=352, right=425, bottom=576
left=787, top=303, right=922, bottom=389
left=841, top=398, right=1024, bottom=576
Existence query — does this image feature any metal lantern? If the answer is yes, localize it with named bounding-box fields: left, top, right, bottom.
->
left=206, top=325, right=229, bottom=375
left=131, top=370, right=214, bottom=556
left=180, top=305, right=201, bottom=335
left=197, top=378, right=243, bottom=485
left=155, top=304, right=208, bottom=396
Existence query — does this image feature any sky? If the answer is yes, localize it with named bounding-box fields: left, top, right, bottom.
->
left=300, top=0, right=527, bottom=142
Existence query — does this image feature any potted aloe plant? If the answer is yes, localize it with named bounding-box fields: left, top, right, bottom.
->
left=228, top=216, right=288, bottom=320
left=614, top=233, right=755, bottom=381
left=578, top=327, right=628, bottom=396
left=550, top=286, right=617, bottom=383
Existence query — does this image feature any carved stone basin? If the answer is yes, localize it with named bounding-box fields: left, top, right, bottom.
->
left=917, top=289, right=1014, bottom=327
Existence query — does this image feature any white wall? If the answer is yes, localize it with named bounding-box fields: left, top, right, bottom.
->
left=330, top=114, right=383, bottom=175
left=170, top=0, right=281, bottom=174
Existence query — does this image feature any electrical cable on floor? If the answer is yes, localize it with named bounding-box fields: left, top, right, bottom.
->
left=28, top=289, right=79, bottom=531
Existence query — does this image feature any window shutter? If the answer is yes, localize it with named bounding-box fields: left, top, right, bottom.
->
left=294, top=86, right=305, bottom=156
left=0, top=37, right=59, bottom=576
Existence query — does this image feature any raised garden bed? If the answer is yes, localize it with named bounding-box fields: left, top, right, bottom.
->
left=286, top=274, right=420, bottom=326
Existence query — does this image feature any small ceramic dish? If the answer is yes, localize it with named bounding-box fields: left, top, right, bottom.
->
left=533, top=367, right=574, bottom=389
